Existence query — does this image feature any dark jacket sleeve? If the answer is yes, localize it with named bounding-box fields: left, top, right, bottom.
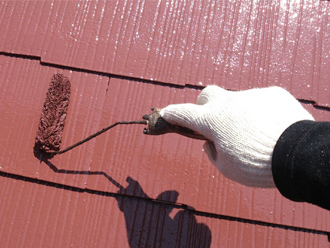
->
left=272, top=120, right=330, bottom=211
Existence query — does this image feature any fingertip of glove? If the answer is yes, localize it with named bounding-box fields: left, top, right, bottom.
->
left=159, top=105, right=179, bottom=120
left=159, top=104, right=187, bottom=125
left=159, top=107, right=166, bottom=117
left=159, top=103, right=204, bottom=132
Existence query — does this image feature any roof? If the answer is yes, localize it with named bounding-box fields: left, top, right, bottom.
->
left=1, top=0, right=330, bottom=247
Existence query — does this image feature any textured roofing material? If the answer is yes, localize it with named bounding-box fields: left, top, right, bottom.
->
left=1, top=0, right=330, bottom=247
left=1, top=171, right=329, bottom=247
left=1, top=0, right=330, bottom=106
left=1, top=54, right=330, bottom=231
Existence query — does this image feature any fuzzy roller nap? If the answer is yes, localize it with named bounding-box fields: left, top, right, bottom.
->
left=34, top=73, right=71, bottom=153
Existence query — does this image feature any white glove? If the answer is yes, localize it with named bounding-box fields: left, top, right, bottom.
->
left=160, top=86, right=314, bottom=188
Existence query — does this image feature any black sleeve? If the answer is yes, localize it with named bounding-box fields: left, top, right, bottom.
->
left=272, top=120, right=330, bottom=211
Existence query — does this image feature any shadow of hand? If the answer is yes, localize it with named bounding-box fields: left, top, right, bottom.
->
left=116, top=177, right=212, bottom=247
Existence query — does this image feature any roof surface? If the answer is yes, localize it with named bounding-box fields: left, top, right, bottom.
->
left=1, top=0, right=330, bottom=247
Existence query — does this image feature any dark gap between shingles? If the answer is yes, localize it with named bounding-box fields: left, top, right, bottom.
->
left=0, top=51, right=201, bottom=90
left=0, top=170, right=329, bottom=241
left=1, top=51, right=330, bottom=111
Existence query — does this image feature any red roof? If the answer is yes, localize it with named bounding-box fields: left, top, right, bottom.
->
left=1, top=0, right=330, bottom=247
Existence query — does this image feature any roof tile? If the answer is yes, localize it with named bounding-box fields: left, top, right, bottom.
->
left=1, top=0, right=330, bottom=106
left=1, top=55, right=330, bottom=233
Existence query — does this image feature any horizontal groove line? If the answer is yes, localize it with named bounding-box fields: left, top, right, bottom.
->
left=1, top=51, right=328, bottom=111
left=0, top=170, right=329, bottom=241
left=1, top=52, right=329, bottom=239
left=0, top=51, right=203, bottom=90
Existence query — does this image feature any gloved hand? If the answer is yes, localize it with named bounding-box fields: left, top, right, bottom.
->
left=160, top=86, right=314, bottom=188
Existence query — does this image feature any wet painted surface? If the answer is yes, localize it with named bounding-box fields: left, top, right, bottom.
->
left=0, top=171, right=329, bottom=247
left=1, top=55, right=330, bottom=236
left=1, top=0, right=330, bottom=246
left=1, top=0, right=330, bottom=106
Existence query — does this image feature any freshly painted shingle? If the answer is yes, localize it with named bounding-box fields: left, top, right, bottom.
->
left=1, top=0, right=330, bottom=106
left=0, top=171, right=329, bottom=247
left=1, top=55, right=330, bottom=235
left=1, top=0, right=330, bottom=246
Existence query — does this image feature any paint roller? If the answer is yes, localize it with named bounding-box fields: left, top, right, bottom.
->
left=34, top=73, right=207, bottom=157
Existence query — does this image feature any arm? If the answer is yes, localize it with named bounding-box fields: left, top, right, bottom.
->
left=272, top=120, right=330, bottom=210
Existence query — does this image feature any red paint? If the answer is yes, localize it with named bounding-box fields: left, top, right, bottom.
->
left=1, top=0, right=330, bottom=106
left=1, top=0, right=330, bottom=247
left=1, top=55, right=330, bottom=233
left=0, top=172, right=329, bottom=247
